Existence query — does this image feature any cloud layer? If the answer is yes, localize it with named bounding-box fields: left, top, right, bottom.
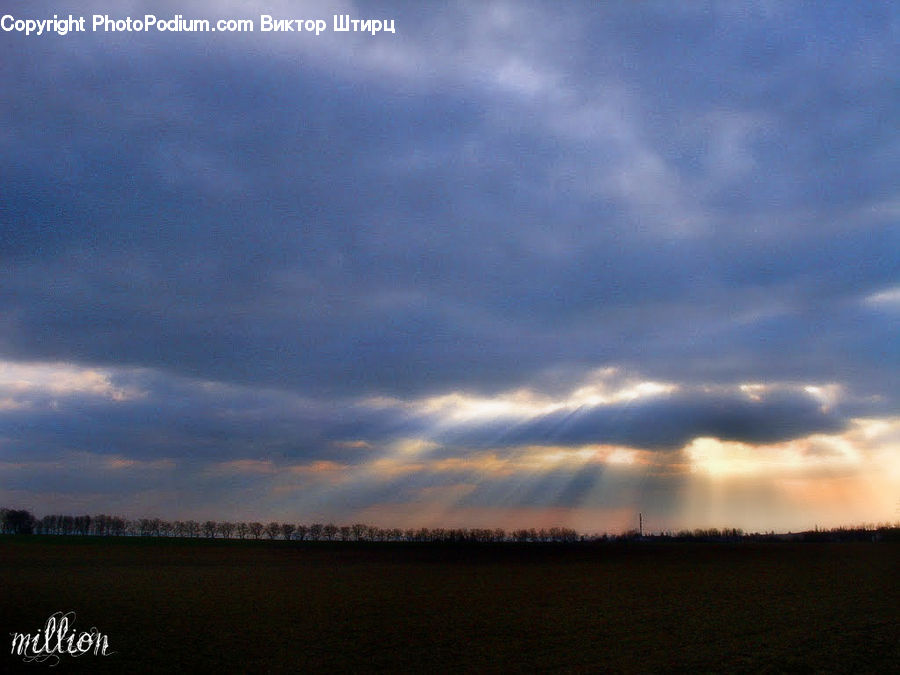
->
left=1, top=1, right=897, bottom=530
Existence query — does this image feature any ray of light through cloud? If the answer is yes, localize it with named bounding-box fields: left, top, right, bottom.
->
left=1, top=0, right=897, bottom=532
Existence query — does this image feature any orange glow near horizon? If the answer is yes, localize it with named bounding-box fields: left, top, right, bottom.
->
left=1, top=359, right=896, bottom=533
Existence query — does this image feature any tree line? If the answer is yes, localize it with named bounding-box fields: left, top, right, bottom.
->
left=0, top=508, right=579, bottom=543
left=2, top=507, right=897, bottom=543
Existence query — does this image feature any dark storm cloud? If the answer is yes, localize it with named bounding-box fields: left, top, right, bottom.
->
left=0, top=369, right=419, bottom=464
left=0, top=365, right=848, bottom=485
left=436, top=389, right=845, bottom=452
left=1, top=0, right=897, bottom=471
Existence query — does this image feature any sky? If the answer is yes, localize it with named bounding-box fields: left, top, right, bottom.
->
left=1, top=1, right=897, bottom=533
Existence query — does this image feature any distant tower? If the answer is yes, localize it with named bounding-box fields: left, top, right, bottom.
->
left=639, top=513, right=643, bottom=537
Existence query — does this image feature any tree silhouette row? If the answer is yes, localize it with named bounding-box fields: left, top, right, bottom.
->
left=3, top=507, right=898, bottom=543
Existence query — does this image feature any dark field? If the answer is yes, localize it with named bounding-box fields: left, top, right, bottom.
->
left=2, top=536, right=897, bottom=673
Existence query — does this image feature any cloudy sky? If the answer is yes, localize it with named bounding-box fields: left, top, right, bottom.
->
left=2, top=1, right=897, bottom=533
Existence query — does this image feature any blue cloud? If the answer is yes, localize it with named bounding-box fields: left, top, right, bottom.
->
left=0, top=1, right=896, bottom=518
